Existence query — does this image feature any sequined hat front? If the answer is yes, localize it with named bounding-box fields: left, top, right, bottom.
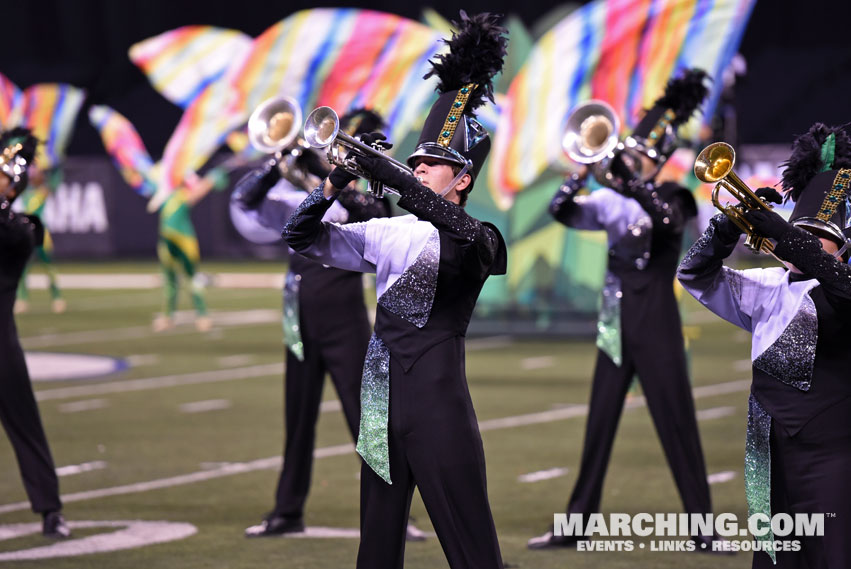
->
left=626, top=68, right=710, bottom=171
left=0, top=127, right=38, bottom=201
left=407, top=11, right=508, bottom=187
left=781, top=123, right=851, bottom=250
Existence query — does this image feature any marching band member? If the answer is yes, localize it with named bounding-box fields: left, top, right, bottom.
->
left=678, top=122, right=851, bottom=567
left=529, top=69, right=719, bottom=551
left=232, top=109, right=419, bottom=538
left=0, top=128, right=70, bottom=538
left=284, top=12, right=508, bottom=568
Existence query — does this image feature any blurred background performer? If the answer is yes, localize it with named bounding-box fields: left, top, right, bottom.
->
left=150, top=168, right=227, bottom=333
left=0, top=128, right=70, bottom=539
left=88, top=104, right=226, bottom=333
left=678, top=123, right=851, bottom=568
left=14, top=165, right=65, bottom=315
left=231, top=107, right=412, bottom=537
left=529, top=69, right=719, bottom=550
left=284, top=11, right=508, bottom=568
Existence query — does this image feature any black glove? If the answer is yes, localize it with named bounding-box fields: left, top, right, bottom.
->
left=754, top=186, right=783, bottom=206
left=742, top=208, right=794, bottom=241
left=354, top=154, right=419, bottom=192
left=357, top=131, right=392, bottom=151
left=328, top=166, right=358, bottom=190
left=712, top=213, right=745, bottom=244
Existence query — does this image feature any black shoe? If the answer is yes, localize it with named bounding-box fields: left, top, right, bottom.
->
left=244, top=515, right=305, bottom=537
left=690, top=534, right=736, bottom=555
left=42, top=511, right=71, bottom=539
left=527, top=531, right=580, bottom=550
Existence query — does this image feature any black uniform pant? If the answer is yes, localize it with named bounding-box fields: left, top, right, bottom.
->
left=752, top=397, right=851, bottom=569
left=0, top=345, right=61, bottom=514
left=566, top=347, right=712, bottom=518
left=272, top=320, right=367, bottom=519
left=356, top=337, right=503, bottom=569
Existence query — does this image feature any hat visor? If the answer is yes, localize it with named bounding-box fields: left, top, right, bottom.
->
left=791, top=217, right=849, bottom=248
left=407, top=143, right=470, bottom=171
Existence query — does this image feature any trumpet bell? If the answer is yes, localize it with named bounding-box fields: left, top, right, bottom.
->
left=304, top=106, right=341, bottom=149
left=694, top=142, right=735, bottom=184
left=248, top=96, right=303, bottom=154
left=562, top=100, right=621, bottom=164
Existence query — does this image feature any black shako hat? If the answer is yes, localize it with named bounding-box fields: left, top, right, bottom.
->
left=406, top=11, right=508, bottom=188
left=781, top=122, right=851, bottom=251
left=340, top=107, right=386, bottom=138
left=627, top=68, right=710, bottom=169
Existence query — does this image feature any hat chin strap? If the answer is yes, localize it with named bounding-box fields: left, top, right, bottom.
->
left=438, top=162, right=471, bottom=198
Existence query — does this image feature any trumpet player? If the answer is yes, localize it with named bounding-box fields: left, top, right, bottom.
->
left=0, top=128, right=70, bottom=538
left=284, top=12, right=508, bottom=568
left=232, top=107, right=397, bottom=538
left=678, top=123, right=851, bottom=568
left=529, top=69, right=722, bottom=551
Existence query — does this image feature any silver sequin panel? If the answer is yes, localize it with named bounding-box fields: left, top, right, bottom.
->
left=752, top=292, right=817, bottom=391
left=679, top=214, right=723, bottom=269
left=722, top=266, right=743, bottom=301
left=377, top=229, right=440, bottom=328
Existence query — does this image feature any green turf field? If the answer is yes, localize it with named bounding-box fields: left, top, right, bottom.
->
left=1, top=262, right=758, bottom=568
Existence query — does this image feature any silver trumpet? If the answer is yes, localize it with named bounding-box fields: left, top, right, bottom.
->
left=562, top=99, right=666, bottom=187
left=248, top=95, right=303, bottom=154
left=303, top=106, right=413, bottom=197
left=562, top=100, right=622, bottom=185
left=246, top=95, right=322, bottom=189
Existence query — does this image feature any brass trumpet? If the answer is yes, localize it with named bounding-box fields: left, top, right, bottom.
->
left=694, top=142, right=778, bottom=258
left=304, top=106, right=413, bottom=197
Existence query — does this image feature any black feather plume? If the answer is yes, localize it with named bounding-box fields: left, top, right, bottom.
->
left=0, top=127, right=38, bottom=163
left=781, top=123, right=851, bottom=202
left=424, top=11, right=508, bottom=114
left=340, top=107, right=386, bottom=136
left=654, top=68, right=710, bottom=126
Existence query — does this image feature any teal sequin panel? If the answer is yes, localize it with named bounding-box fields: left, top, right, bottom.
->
left=356, top=229, right=440, bottom=484
left=596, top=271, right=623, bottom=366
left=746, top=394, right=775, bottom=564
left=356, top=334, right=391, bottom=483
left=282, top=272, right=304, bottom=362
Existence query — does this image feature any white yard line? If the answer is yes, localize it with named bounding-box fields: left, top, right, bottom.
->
left=35, top=363, right=284, bottom=402
left=24, top=273, right=284, bottom=289
left=708, top=471, right=737, bottom=485
left=520, top=356, right=555, bottom=370
left=31, top=334, right=513, bottom=402
left=58, top=399, right=109, bottom=413
left=0, top=444, right=354, bottom=515
left=518, top=467, right=570, bottom=483
left=178, top=399, right=232, bottom=413
left=20, top=309, right=281, bottom=349
left=1, top=378, right=751, bottom=515
left=696, top=406, right=736, bottom=421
